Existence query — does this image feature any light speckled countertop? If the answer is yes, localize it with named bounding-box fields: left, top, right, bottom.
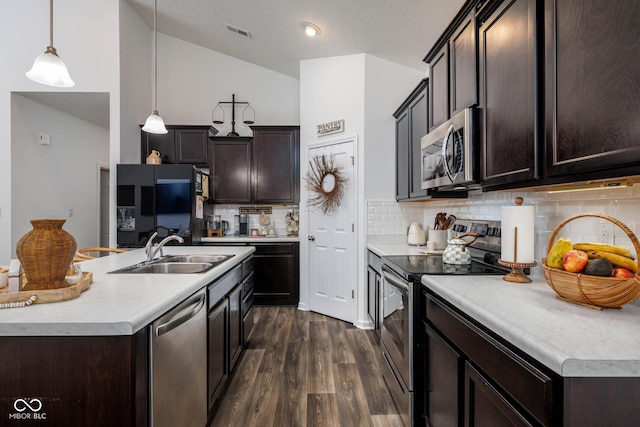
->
left=422, top=274, right=640, bottom=377
left=367, top=235, right=428, bottom=257
left=367, top=237, right=640, bottom=378
left=0, top=246, right=254, bottom=336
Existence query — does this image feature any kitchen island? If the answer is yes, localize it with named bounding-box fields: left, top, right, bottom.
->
left=0, top=245, right=254, bottom=427
left=0, top=245, right=254, bottom=336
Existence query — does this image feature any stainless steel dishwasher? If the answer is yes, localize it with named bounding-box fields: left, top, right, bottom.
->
left=150, top=289, right=207, bottom=427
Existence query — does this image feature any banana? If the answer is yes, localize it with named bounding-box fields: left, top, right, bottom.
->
left=573, top=242, right=635, bottom=260
left=547, top=238, right=573, bottom=269
left=584, top=250, right=638, bottom=273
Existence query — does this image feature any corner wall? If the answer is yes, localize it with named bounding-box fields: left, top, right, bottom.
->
left=300, top=53, right=424, bottom=326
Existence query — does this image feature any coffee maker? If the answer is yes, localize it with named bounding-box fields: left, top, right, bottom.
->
left=234, top=214, right=249, bottom=236
left=207, top=214, right=228, bottom=237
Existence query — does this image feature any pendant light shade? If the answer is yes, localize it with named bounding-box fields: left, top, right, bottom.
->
left=142, top=110, right=168, bottom=134
left=26, top=0, right=75, bottom=88
left=142, top=0, right=167, bottom=134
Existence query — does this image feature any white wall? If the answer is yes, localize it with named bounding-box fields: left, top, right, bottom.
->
left=155, top=33, right=300, bottom=137
left=119, top=0, right=152, bottom=164
left=1, top=0, right=121, bottom=263
left=300, top=53, right=424, bottom=326
left=11, top=95, right=109, bottom=254
left=364, top=55, right=426, bottom=199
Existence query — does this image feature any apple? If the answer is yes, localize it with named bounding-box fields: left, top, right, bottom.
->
left=612, top=267, right=634, bottom=279
left=562, top=249, right=588, bottom=273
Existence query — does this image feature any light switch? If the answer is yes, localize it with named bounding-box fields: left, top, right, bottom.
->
left=39, top=131, right=50, bottom=146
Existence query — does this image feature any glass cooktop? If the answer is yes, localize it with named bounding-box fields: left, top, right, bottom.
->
left=382, top=254, right=509, bottom=281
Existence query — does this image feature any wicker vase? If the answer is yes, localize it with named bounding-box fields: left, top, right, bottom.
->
left=16, top=219, right=77, bottom=291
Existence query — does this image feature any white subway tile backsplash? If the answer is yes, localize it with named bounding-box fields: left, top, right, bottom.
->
left=367, top=188, right=640, bottom=262
left=212, top=205, right=298, bottom=236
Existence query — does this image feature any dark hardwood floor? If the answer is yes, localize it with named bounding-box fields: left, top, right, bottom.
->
left=212, top=306, right=403, bottom=427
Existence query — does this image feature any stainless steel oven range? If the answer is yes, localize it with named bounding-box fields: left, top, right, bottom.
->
left=380, top=219, right=514, bottom=427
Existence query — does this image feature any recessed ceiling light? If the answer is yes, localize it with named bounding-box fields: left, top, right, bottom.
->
left=303, top=22, right=321, bottom=37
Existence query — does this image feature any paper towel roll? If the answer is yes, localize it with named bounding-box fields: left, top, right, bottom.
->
left=501, top=201, right=535, bottom=263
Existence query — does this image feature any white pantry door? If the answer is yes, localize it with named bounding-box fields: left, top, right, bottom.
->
left=307, top=138, right=357, bottom=323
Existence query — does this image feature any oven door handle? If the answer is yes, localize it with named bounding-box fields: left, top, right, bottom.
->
left=382, top=268, right=410, bottom=293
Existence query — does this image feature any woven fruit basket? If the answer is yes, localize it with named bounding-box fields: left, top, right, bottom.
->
left=542, top=213, right=640, bottom=310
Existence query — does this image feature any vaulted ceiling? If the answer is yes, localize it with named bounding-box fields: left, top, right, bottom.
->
left=125, top=0, right=465, bottom=78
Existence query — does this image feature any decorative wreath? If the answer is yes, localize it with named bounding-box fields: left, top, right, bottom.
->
left=304, top=154, right=348, bottom=214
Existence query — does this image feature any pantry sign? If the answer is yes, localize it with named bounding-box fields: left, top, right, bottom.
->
left=317, top=119, right=344, bottom=137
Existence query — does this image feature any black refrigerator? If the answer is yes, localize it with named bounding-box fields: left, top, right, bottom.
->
left=116, top=164, right=207, bottom=248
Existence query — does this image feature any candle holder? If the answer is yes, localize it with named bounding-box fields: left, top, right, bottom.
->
left=498, top=259, right=537, bottom=283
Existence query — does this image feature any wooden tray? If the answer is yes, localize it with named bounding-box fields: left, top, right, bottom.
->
left=0, top=272, right=92, bottom=307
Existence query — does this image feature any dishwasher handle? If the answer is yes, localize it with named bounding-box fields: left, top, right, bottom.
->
left=156, top=293, right=206, bottom=337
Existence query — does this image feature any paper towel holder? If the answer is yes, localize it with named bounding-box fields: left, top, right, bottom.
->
left=498, top=197, right=538, bottom=283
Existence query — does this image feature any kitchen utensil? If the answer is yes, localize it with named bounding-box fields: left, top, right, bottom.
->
left=407, top=222, right=426, bottom=246
left=444, top=215, right=457, bottom=230
left=434, top=212, right=447, bottom=230
left=442, top=233, right=478, bottom=265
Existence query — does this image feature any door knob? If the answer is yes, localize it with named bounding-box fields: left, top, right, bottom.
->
left=308, top=235, right=315, bottom=241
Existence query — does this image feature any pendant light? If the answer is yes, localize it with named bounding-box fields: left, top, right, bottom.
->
left=142, top=0, right=168, bottom=134
left=26, top=0, right=75, bottom=88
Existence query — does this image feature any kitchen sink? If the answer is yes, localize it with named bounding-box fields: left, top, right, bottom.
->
left=130, top=262, right=214, bottom=274
left=108, top=254, right=233, bottom=274
left=162, top=254, right=233, bottom=264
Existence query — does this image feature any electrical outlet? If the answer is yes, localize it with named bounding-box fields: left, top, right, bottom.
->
left=597, top=223, right=614, bottom=244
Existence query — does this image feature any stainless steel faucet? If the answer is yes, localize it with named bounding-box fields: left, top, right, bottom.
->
left=144, top=232, right=185, bottom=262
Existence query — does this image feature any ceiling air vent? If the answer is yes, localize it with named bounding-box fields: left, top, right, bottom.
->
left=225, top=23, right=252, bottom=38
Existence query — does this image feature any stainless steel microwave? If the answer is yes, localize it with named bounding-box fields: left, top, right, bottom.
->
left=420, top=107, right=476, bottom=191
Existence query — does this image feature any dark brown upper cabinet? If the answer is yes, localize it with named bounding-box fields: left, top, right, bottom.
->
left=544, top=0, right=640, bottom=179
left=479, top=0, right=539, bottom=189
left=175, top=128, right=208, bottom=164
left=208, top=126, right=300, bottom=204
left=395, top=108, right=410, bottom=200
left=394, top=79, right=429, bottom=200
left=450, top=10, right=478, bottom=116
left=429, top=46, right=450, bottom=131
left=251, top=126, right=300, bottom=204
left=425, top=3, right=480, bottom=132
left=141, top=125, right=209, bottom=166
left=208, top=137, right=253, bottom=204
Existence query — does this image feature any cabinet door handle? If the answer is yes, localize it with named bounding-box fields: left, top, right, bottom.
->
left=308, top=235, right=315, bottom=241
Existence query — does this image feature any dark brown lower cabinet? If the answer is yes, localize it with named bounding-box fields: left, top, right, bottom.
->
left=206, top=260, right=252, bottom=420
left=425, top=291, right=555, bottom=426
left=424, top=290, right=640, bottom=426
left=465, top=362, right=533, bottom=427
left=253, top=242, right=299, bottom=305
left=228, top=283, right=242, bottom=370
left=0, top=332, right=149, bottom=427
left=425, top=325, right=462, bottom=427
left=207, top=297, right=229, bottom=413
